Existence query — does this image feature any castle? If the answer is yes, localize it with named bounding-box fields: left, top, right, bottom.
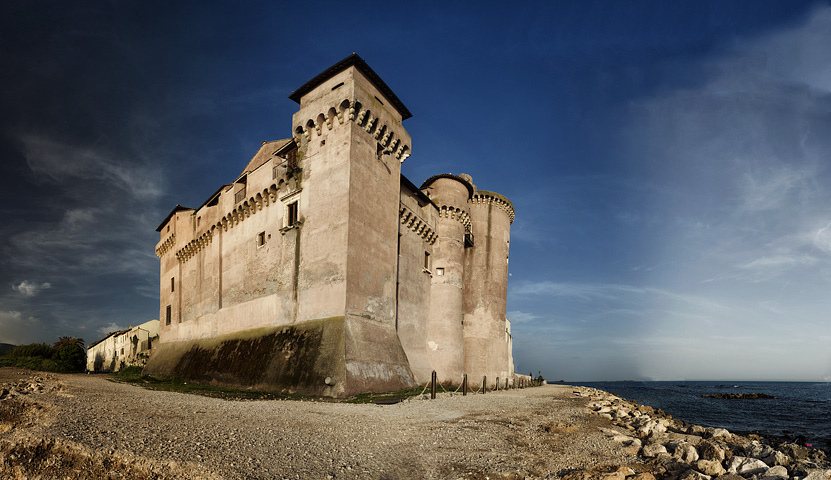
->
left=145, top=54, right=516, bottom=397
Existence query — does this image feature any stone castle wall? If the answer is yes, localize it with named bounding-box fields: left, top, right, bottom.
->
left=146, top=55, right=515, bottom=396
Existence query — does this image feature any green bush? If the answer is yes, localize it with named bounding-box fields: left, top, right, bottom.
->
left=0, top=341, right=85, bottom=373
left=55, top=345, right=85, bottom=372
left=7, top=343, right=55, bottom=359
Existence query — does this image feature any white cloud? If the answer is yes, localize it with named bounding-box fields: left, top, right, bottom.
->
left=739, top=254, right=816, bottom=270
left=506, top=311, right=538, bottom=323
left=20, top=133, right=162, bottom=200
left=98, top=322, right=128, bottom=336
left=11, top=280, right=51, bottom=297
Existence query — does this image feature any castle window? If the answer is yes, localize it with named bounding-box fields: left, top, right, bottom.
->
left=171, top=277, right=175, bottom=292
left=234, top=175, right=247, bottom=204
left=287, top=201, right=298, bottom=226
left=286, top=147, right=298, bottom=173
left=257, top=231, right=266, bottom=247
left=165, top=305, right=171, bottom=325
left=436, top=267, right=444, bottom=276
left=423, top=252, right=431, bottom=272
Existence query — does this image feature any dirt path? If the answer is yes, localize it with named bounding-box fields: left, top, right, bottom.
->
left=0, top=368, right=635, bottom=479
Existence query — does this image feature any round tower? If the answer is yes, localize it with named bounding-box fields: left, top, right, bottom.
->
left=420, top=174, right=474, bottom=384
left=463, top=187, right=514, bottom=387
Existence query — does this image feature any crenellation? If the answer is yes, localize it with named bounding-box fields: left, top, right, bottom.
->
left=470, top=192, right=515, bottom=224
left=399, top=203, right=438, bottom=245
left=155, top=234, right=176, bottom=257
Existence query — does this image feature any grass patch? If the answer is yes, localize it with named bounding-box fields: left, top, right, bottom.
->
left=112, top=370, right=427, bottom=403
left=109, top=369, right=313, bottom=401
left=346, top=386, right=426, bottom=404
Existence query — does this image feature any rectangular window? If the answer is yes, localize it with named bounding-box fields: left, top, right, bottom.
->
left=234, top=186, right=247, bottom=204
left=165, top=305, right=171, bottom=325
left=424, top=252, right=430, bottom=271
left=171, top=277, right=175, bottom=292
left=287, top=201, right=298, bottom=227
left=436, top=267, right=444, bottom=276
left=257, top=231, right=266, bottom=247
left=286, top=148, right=298, bottom=172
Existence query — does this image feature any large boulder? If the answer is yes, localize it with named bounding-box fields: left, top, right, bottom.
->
left=695, top=459, right=726, bottom=477
left=726, top=456, right=768, bottom=476
left=764, top=450, right=792, bottom=467
left=759, top=465, right=789, bottom=480
left=672, top=443, right=700, bottom=464
left=697, top=440, right=727, bottom=462
left=643, top=443, right=668, bottom=458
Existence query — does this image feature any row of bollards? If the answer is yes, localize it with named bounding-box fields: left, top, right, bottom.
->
left=427, top=370, right=542, bottom=400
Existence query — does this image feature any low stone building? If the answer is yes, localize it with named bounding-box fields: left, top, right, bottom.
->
left=145, top=54, right=516, bottom=396
left=87, top=319, right=160, bottom=372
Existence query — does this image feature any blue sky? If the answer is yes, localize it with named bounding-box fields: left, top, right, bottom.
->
left=2, top=1, right=830, bottom=381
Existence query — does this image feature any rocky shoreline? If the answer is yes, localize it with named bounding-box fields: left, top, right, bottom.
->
left=575, top=386, right=830, bottom=480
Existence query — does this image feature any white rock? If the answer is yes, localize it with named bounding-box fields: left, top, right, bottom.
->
left=642, top=443, right=668, bottom=458
left=726, top=456, right=747, bottom=474
left=673, top=443, right=700, bottom=464
left=612, top=435, right=641, bottom=448
left=737, top=458, right=769, bottom=476
left=801, top=469, right=831, bottom=480
left=760, top=465, right=789, bottom=480
left=695, top=459, right=725, bottom=477
left=708, top=428, right=731, bottom=439
left=652, top=423, right=668, bottom=435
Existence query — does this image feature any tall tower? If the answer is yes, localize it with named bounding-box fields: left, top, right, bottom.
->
left=420, top=174, right=475, bottom=383
left=288, top=54, right=415, bottom=395
left=463, top=188, right=515, bottom=386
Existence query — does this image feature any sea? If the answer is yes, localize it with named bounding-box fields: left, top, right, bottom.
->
left=572, top=381, right=831, bottom=451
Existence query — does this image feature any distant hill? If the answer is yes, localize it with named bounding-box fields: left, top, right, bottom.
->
left=0, top=343, right=16, bottom=355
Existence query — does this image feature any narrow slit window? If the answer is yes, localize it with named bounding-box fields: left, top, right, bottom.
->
left=165, top=305, right=171, bottom=325
left=424, top=252, right=430, bottom=271
left=257, top=231, right=266, bottom=247
left=171, top=277, right=175, bottom=292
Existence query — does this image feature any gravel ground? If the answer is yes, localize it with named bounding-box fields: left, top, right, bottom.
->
left=0, top=368, right=636, bottom=479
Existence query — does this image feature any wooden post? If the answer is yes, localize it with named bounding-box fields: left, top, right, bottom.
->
left=462, top=374, right=468, bottom=396
left=431, top=370, right=437, bottom=400
left=482, top=376, right=487, bottom=394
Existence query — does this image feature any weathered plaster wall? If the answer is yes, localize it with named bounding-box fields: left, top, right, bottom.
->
left=463, top=191, right=514, bottom=386
left=424, top=177, right=470, bottom=383
left=395, top=184, right=438, bottom=385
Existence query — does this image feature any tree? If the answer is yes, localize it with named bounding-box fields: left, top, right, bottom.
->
left=54, top=336, right=85, bottom=350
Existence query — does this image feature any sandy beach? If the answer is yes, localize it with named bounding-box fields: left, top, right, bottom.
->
left=0, top=368, right=633, bottom=479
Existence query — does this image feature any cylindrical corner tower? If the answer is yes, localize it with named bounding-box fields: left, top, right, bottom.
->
left=463, top=189, right=514, bottom=386
left=421, top=174, right=474, bottom=384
